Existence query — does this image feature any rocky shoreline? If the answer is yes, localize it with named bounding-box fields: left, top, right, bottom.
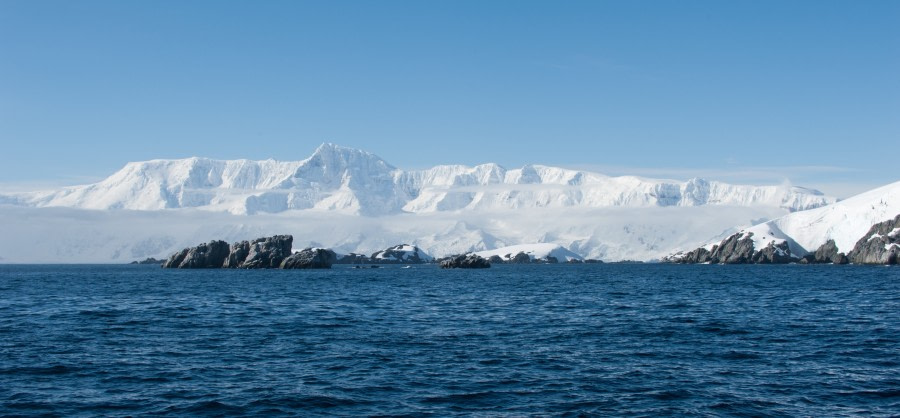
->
left=665, top=214, right=900, bottom=265
left=156, top=214, right=900, bottom=268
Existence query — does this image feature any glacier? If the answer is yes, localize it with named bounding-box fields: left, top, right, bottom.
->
left=0, top=143, right=841, bottom=263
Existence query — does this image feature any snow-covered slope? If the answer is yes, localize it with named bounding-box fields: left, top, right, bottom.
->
left=475, top=243, right=583, bottom=262
left=5, top=143, right=835, bottom=215
left=668, top=180, right=900, bottom=262
left=744, top=180, right=900, bottom=254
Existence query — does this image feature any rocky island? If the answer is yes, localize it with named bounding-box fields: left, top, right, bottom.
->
left=439, top=254, right=491, bottom=269
left=162, top=235, right=337, bottom=269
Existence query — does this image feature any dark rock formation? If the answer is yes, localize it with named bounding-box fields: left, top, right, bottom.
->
left=751, top=240, right=794, bottom=264
left=223, top=241, right=250, bottom=268
left=799, top=239, right=849, bottom=264
left=239, top=235, right=293, bottom=268
left=545, top=256, right=559, bottom=264
left=666, top=232, right=796, bottom=264
left=711, top=233, right=756, bottom=264
left=162, top=240, right=229, bottom=268
left=440, top=254, right=491, bottom=269
left=583, top=259, right=603, bottom=264
left=163, top=235, right=293, bottom=269
left=674, top=247, right=713, bottom=264
left=130, top=257, right=165, bottom=265
left=510, top=252, right=531, bottom=264
left=847, top=214, right=900, bottom=265
left=488, top=255, right=504, bottom=264
left=280, top=248, right=337, bottom=269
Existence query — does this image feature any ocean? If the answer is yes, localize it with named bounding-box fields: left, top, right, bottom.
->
left=1, top=264, right=898, bottom=416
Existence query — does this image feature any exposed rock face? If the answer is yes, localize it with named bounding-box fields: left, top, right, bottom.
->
left=847, top=214, right=900, bottom=265
left=751, top=240, right=794, bottom=264
left=440, top=254, right=491, bottom=269
left=223, top=241, right=250, bottom=268
left=676, top=247, right=712, bottom=264
left=163, top=235, right=293, bottom=269
left=280, top=248, right=337, bottom=269
left=162, top=240, right=229, bottom=268
left=510, top=252, right=531, bottom=264
left=666, top=232, right=796, bottom=264
left=240, top=235, right=293, bottom=268
left=488, top=255, right=504, bottom=264
left=799, top=240, right=849, bottom=264
left=712, top=233, right=756, bottom=264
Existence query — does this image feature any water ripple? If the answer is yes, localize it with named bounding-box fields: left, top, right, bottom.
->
left=0, top=264, right=898, bottom=416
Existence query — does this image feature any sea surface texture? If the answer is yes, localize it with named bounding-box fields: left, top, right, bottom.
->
left=1, top=264, right=898, bottom=416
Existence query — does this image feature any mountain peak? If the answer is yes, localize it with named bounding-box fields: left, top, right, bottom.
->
left=306, top=142, right=396, bottom=171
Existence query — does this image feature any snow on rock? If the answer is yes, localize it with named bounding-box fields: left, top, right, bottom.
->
left=750, top=180, right=900, bottom=254
left=370, top=244, right=434, bottom=263
left=667, top=180, right=900, bottom=263
left=475, top=243, right=583, bottom=263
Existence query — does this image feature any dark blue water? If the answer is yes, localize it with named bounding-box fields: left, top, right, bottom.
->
left=1, top=264, right=898, bottom=416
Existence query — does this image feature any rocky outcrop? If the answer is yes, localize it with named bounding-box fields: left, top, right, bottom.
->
left=163, top=235, right=300, bottom=269
left=162, top=240, right=230, bottom=268
left=439, top=254, right=491, bottom=269
left=799, top=240, right=849, bottom=264
left=280, top=248, right=337, bottom=269
left=239, top=235, right=293, bottom=268
left=223, top=241, right=250, bottom=268
left=510, top=252, right=531, bottom=264
left=666, top=232, right=796, bottom=264
left=712, top=233, right=756, bottom=264
left=847, top=214, right=900, bottom=265
left=751, top=240, right=794, bottom=264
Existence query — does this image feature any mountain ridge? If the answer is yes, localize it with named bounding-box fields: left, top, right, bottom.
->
left=4, top=143, right=836, bottom=216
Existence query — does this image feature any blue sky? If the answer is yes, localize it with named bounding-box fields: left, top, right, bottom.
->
left=1, top=0, right=897, bottom=197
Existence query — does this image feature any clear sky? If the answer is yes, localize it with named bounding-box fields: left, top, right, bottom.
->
left=1, top=0, right=898, bottom=197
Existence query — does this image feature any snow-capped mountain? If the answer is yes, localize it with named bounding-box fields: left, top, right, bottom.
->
left=667, top=180, right=900, bottom=263
left=6, top=143, right=834, bottom=215
left=0, top=143, right=852, bottom=263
